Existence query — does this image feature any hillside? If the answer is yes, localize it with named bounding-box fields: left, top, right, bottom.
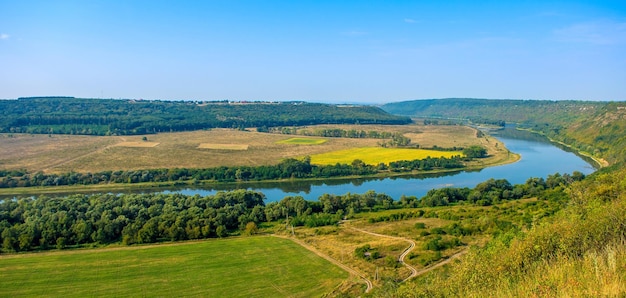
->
left=559, top=102, right=626, bottom=165
left=382, top=98, right=626, bottom=165
left=381, top=166, right=626, bottom=297
left=373, top=100, right=626, bottom=297
left=0, top=97, right=410, bottom=135
left=381, top=98, right=603, bottom=126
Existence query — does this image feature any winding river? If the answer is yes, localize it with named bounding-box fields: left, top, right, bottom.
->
left=159, top=128, right=597, bottom=202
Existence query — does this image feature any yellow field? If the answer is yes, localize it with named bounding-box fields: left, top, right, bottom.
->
left=309, top=147, right=463, bottom=165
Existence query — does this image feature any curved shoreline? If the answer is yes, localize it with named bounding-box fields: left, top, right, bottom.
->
left=515, top=127, right=608, bottom=168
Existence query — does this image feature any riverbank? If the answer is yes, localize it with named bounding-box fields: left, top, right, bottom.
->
left=515, top=127, right=609, bottom=168
left=0, top=148, right=520, bottom=198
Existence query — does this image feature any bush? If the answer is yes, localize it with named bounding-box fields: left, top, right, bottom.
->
left=355, top=244, right=380, bottom=261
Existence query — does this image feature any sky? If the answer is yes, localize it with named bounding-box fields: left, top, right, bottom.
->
left=1, top=1, right=625, bottom=103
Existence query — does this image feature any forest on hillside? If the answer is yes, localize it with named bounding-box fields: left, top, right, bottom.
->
left=382, top=98, right=626, bottom=164
left=0, top=97, right=410, bottom=135
left=381, top=98, right=604, bottom=126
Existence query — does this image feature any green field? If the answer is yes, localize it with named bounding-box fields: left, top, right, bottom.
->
left=276, top=137, right=327, bottom=145
left=309, top=147, right=463, bottom=165
left=0, top=236, right=348, bottom=297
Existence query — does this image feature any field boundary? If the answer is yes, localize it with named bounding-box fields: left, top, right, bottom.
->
left=272, top=234, right=373, bottom=293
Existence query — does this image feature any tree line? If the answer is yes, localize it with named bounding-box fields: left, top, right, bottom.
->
left=0, top=172, right=584, bottom=253
left=0, top=155, right=467, bottom=188
left=0, top=97, right=411, bottom=136
left=405, top=172, right=585, bottom=208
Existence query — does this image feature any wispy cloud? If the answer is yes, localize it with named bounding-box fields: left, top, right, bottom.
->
left=404, top=18, right=416, bottom=24
left=553, top=20, right=626, bottom=45
left=0, top=33, right=9, bottom=40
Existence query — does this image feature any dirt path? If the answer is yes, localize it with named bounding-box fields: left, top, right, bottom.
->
left=349, top=227, right=469, bottom=282
left=272, top=234, right=373, bottom=293
left=349, top=227, right=418, bottom=282
left=413, top=247, right=469, bottom=276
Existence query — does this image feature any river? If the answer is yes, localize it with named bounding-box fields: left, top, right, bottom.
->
left=157, top=128, right=597, bottom=202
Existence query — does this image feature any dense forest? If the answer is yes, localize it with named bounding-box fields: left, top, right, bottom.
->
left=0, top=172, right=583, bottom=252
left=0, top=97, right=410, bottom=135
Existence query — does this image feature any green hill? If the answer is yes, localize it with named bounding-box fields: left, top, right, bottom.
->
left=374, top=99, right=626, bottom=297
left=0, top=97, right=410, bottom=135
left=381, top=98, right=603, bottom=126
left=382, top=98, right=626, bottom=165
left=383, top=166, right=626, bottom=297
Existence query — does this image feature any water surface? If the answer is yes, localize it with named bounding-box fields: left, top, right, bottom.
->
left=162, top=128, right=597, bottom=202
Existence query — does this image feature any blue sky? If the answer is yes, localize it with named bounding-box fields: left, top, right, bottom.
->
left=1, top=1, right=625, bottom=103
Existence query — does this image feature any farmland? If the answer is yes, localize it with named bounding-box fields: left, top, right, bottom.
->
left=0, top=124, right=507, bottom=174
left=276, top=137, right=327, bottom=145
left=309, top=147, right=462, bottom=166
left=0, top=236, right=348, bottom=297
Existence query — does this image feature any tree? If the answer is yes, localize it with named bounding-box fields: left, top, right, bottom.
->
left=463, top=145, right=488, bottom=158
left=216, top=225, right=228, bottom=238
left=137, top=218, right=159, bottom=243
left=243, top=222, right=258, bottom=236
left=2, top=227, right=18, bottom=252
left=56, top=237, right=67, bottom=249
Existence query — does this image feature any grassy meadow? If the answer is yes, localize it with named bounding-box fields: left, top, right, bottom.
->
left=309, top=147, right=462, bottom=165
left=0, top=236, right=348, bottom=297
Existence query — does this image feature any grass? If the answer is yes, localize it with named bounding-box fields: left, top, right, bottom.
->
left=276, top=137, right=327, bottom=145
left=198, top=143, right=249, bottom=150
left=309, top=147, right=463, bottom=165
left=116, top=141, right=160, bottom=147
left=0, top=236, right=348, bottom=298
